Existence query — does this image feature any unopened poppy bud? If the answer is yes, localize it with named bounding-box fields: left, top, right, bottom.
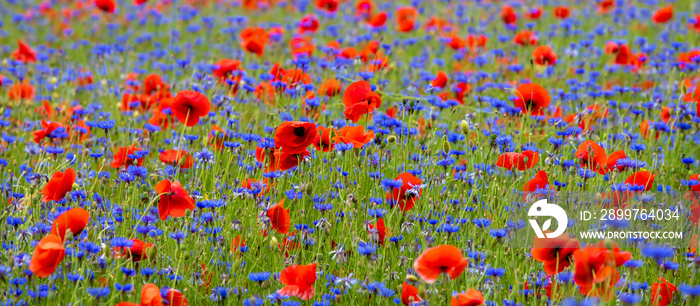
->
left=379, top=142, right=387, bottom=149
left=305, top=183, right=313, bottom=196
left=461, top=120, right=469, bottom=134
left=603, top=239, right=615, bottom=249
left=417, top=284, right=427, bottom=300
left=179, top=243, right=187, bottom=251
left=442, top=140, right=450, bottom=154
left=409, top=100, right=416, bottom=107
left=72, top=183, right=79, bottom=189
left=63, top=229, right=74, bottom=241
left=387, top=135, right=396, bottom=143
left=146, top=244, right=158, bottom=260
left=185, top=209, right=192, bottom=217
left=49, top=77, right=57, bottom=84
left=405, top=274, right=419, bottom=282
left=269, top=237, right=279, bottom=248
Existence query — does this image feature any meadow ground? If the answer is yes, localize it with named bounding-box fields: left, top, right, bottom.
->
left=1, top=0, right=700, bottom=305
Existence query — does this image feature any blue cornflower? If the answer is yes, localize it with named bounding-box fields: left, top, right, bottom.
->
left=87, top=287, right=110, bottom=298
left=248, top=272, right=271, bottom=284
left=640, top=244, right=674, bottom=263
left=110, top=237, right=134, bottom=248
left=357, top=241, right=376, bottom=256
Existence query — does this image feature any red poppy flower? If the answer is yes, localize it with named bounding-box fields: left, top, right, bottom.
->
left=400, top=282, right=422, bottom=305
left=315, top=0, right=338, bottom=12
left=451, top=289, right=485, bottom=306
left=605, top=150, right=627, bottom=173
left=625, top=171, right=656, bottom=191
left=32, top=120, right=62, bottom=143
left=212, top=59, right=242, bottom=83
left=298, top=15, right=319, bottom=33
left=242, top=178, right=270, bottom=195
left=367, top=11, right=387, bottom=27
left=114, top=238, right=154, bottom=262
left=513, top=30, right=538, bottom=46
left=431, top=71, right=448, bottom=88
left=142, top=74, right=169, bottom=95
left=573, top=240, right=631, bottom=301
left=273, top=149, right=310, bottom=171
left=159, top=149, right=195, bottom=169
left=386, top=172, right=422, bottom=211
left=532, top=46, right=557, bottom=66
left=274, top=121, right=319, bottom=154
left=95, top=0, right=116, bottom=13
left=155, top=180, right=195, bottom=220
left=513, top=83, right=551, bottom=116
left=334, top=125, right=375, bottom=148
left=51, top=207, right=89, bottom=241
left=396, top=6, right=418, bottom=32
left=343, top=81, right=382, bottom=123
left=500, top=5, right=517, bottom=24
left=172, top=91, right=211, bottom=127
left=240, top=27, right=268, bottom=56
left=277, top=263, right=317, bottom=300
left=523, top=170, right=549, bottom=193
left=531, top=232, right=580, bottom=274
left=42, top=168, right=76, bottom=203
left=356, top=0, right=374, bottom=17
left=553, top=6, right=570, bottom=19
left=111, top=145, right=144, bottom=169
left=496, top=150, right=539, bottom=171
left=652, top=6, right=673, bottom=24
left=314, top=126, right=338, bottom=152
left=8, top=82, right=35, bottom=100
left=651, top=277, right=676, bottom=306
left=526, top=7, right=542, bottom=19
left=690, top=14, right=700, bottom=32
left=318, top=79, right=342, bottom=97
left=367, top=217, right=387, bottom=246
left=267, top=199, right=291, bottom=234
left=614, top=44, right=633, bottom=65
left=575, top=140, right=607, bottom=174
left=163, top=289, right=188, bottom=306
left=29, top=234, right=65, bottom=277
left=141, top=283, right=162, bottom=306
left=413, top=245, right=469, bottom=284
left=12, top=40, right=37, bottom=63
left=597, top=0, right=615, bottom=14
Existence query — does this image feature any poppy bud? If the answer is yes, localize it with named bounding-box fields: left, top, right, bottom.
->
left=417, top=284, right=427, bottom=300
left=603, top=239, right=616, bottom=249
left=132, top=159, right=139, bottom=166
left=63, top=229, right=74, bottom=242
left=405, top=274, right=419, bottom=282
left=461, top=120, right=469, bottom=134
left=442, top=140, right=450, bottom=154
left=305, top=183, right=313, bottom=196
left=379, top=142, right=387, bottom=149
left=49, top=77, right=57, bottom=84
left=409, top=100, right=416, bottom=107
left=387, top=135, right=396, bottom=143
left=353, top=148, right=361, bottom=157
left=146, top=244, right=158, bottom=260
left=185, top=209, right=192, bottom=217
left=72, top=183, right=79, bottom=189
left=179, top=243, right=187, bottom=251
left=269, top=237, right=279, bottom=248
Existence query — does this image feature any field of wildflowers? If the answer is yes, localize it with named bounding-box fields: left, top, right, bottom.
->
left=2, top=0, right=700, bottom=305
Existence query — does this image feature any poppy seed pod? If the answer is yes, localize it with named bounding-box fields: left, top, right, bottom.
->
left=387, top=135, right=396, bottom=143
